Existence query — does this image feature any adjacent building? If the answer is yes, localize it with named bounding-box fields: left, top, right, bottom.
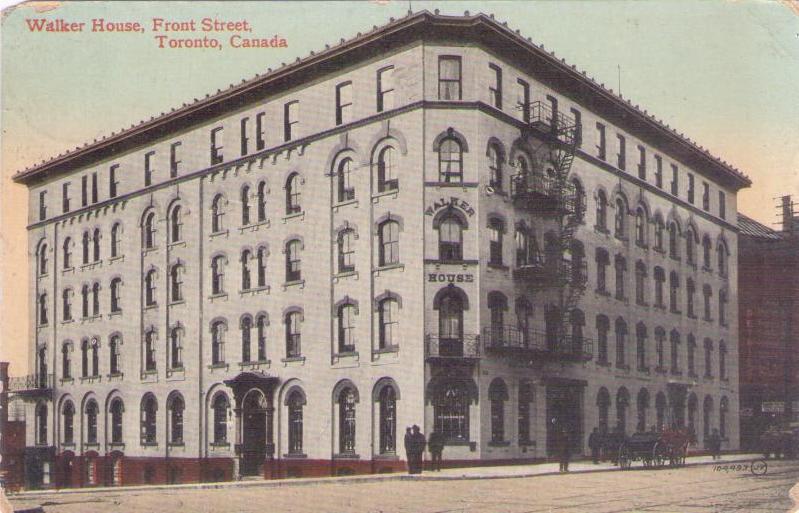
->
left=10, top=11, right=749, bottom=488
left=738, top=199, right=799, bottom=450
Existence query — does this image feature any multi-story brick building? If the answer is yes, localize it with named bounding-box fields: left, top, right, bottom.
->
left=738, top=199, right=799, bottom=450
left=10, top=11, right=749, bottom=488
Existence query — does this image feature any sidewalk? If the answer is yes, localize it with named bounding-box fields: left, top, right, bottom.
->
left=8, top=452, right=763, bottom=500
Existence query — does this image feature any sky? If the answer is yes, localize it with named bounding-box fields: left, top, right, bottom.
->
left=1, top=0, right=798, bottom=374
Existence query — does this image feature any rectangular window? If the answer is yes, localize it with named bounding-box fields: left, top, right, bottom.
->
left=109, top=165, right=119, bottom=198
left=170, top=142, right=181, bottom=178
left=81, top=176, right=88, bottom=207
left=702, top=182, right=710, bottom=211
left=517, top=79, right=530, bottom=123
left=617, top=134, right=626, bottom=170
left=547, top=95, right=558, bottom=129
left=596, top=123, right=606, bottom=161
left=62, top=183, right=70, bottom=213
left=637, top=145, right=646, bottom=179
left=255, top=112, right=266, bottom=151
left=489, top=64, right=502, bottom=109
left=654, top=155, right=663, bottom=188
left=687, top=173, right=695, bottom=204
left=91, top=173, right=98, bottom=203
left=240, top=117, right=249, bottom=156
left=335, top=81, right=353, bottom=126
left=438, top=56, right=462, bottom=100
left=284, top=101, right=299, bottom=142
left=39, top=191, right=47, bottom=220
left=718, top=191, right=726, bottom=219
left=210, top=127, right=224, bottom=165
left=670, top=164, right=679, bottom=195
left=377, top=66, right=395, bottom=112
left=144, top=151, right=155, bottom=186
left=570, top=108, right=582, bottom=146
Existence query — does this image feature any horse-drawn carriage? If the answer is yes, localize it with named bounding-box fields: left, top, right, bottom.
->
left=617, top=428, right=692, bottom=470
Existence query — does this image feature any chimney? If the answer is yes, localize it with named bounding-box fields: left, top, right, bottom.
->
left=782, top=195, right=794, bottom=233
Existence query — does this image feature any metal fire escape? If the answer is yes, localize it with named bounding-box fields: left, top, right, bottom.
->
left=504, top=100, right=590, bottom=360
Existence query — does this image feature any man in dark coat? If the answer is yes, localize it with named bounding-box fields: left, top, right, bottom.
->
left=410, top=425, right=426, bottom=474
left=557, top=428, right=571, bottom=472
left=588, top=427, right=601, bottom=464
left=403, top=427, right=414, bottom=473
left=708, top=428, right=722, bottom=460
left=428, top=429, right=445, bottom=471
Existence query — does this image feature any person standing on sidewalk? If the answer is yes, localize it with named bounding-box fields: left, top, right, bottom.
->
left=410, top=425, right=426, bottom=474
left=708, top=428, right=722, bottom=460
left=428, top=429, right=445, bottom=471
left=404, top=427, right=414, bottom=474
left=557, top=428, right=571, bottom=472
left=588, top=427, right=601, bottom=464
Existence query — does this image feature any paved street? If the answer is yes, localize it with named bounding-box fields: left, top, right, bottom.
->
left=9, top=459, right=799, bottom=513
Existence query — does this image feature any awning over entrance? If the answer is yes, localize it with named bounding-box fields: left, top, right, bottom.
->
left=223, top=372, right=279, bottom=408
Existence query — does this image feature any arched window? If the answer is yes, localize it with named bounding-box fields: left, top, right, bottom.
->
left=212, top=394, right=229, bottom=445
left=144, top=269, right=157, bottom=307
left=596, top=190, right=608, bottom=231
left=670, top=330, right=681, bottom=373
left=110, top=223, right=121, bottom=258
left=635, top=207, right=647, bottom=246
left=488, top=218, right=504, bottom=265
left=80, top=338, right=89, bottom=377
left=719, top=397, right=729, bottom=439
left=256, top=246, right=267, bottom=288
left=285, top=173, right=301, bottom=214
left=85, top=400, right=99, bottom=444
left=439, top=290, right=464, bottom=343
left=285, top=240, right=301, bottom=282
left=654, top=216, right=665, bottom=251
left=439, top=214, right=463, bottom=261
left=38, top=292, right=48, bottom=326
left=656, top=392, right=666, bottom=431
left=636, top=323, right=648, bottom=371
left=287, top=390, right=304, bottom=454
left=110, top=278, right=122, bottom=312
left=668, top=222, right=680, bottom=259
left=614, top=198, right=627, bottom=238
left=376, top=146, right=398, bottom=192
left=719, top=341, right=727, bottom=379
left=515, top=224, right=540, bottom=267
left=687, top=278, right=696, bottom=318
left=704, top=338, right=714, bottom=377
left=635, top=261, right=647, bottom=305
left=719, top=289, right=728, bottom=326
left=93, top=228, right=101, bottom=262
left=254, top=181, right=267, bottom=223
left=240, top=250, right=252, bottom=290
left=703, top=285, right=713, bottom=321
left=63, top=237, right=73, bottom=269
left=143, top=212, right=156, bottom=249
left=285, top=311, right=301, bottom=358
left=166, top=205, right=181, bottom=244
left=109, top=335, right=121, bottom=374
left=378, top=297, right=399, bottom=349
left=717, top=242, right=727, bottom=277
left=597, top=388, right=610, bottom=434
left=438, top=138, right=463, bottom=183
left=615, top=317, right=628, bottom=367
left=63, top=400, right=75, bottom=444
left=90, top=338, right=99, bottom=377
left=241, top=185, right=251, bottom=226
left=144, top=329, right=157, bottom=372
left=337, top=302, right=357, bottom=354
left=616, top=388, right=630, bottom=434
left=169, top=264, right=183, bottom=302
left=378, top=220, right=400, bottom=266
left=211, top=194, right=225, bottom=233
left=82, top=230, right=91, bottom=264
left=110, top=398, right=124, bottom=444
left=488, top=145, right=502, bottom=189
left=337, top=229, right=355, bottom=273
left=614, top=255, right=627, bottom=300
left=686, top=228, right=696, bottom=265
left=337, top=387, right=357, bottom=454
left=703, top=395, right=713, bottom=439
left=211, top=255, right=226, bottom=294
left=37, top=243, right=48, bottom=276
left=655, top=328, right=666, bottom=370
left=488, top=292, right=508, bottom=343
left=241, top=316, right=252, bottom=362
left=170, top=326, right=182, bottom=369
left=434, top=381, right=470, bottom=441
left=687, top=334, right=697, bottom=376
left=61, top=342, right=72, bottom=379
left=596, top=315, right=609, bottom=364
left=91, top=282, right=100, bottom=316
left=653, top=267, right=665, bottom=307
left=572, top=178, right=586, bottom=222
left=702, top=235, right=712, bottom=269
left=636, top=389, right=649, bottom=433
left=141, top=394, right=157, bottom=444
left=669, top=271, right=680, bottom=313
left=36, top=402, right=48, bottom=445
left=169, top=395, right=184, bottom=444
left=211, top=321, right=226, bottom=365
left=378, top=385, right=397, bottom=454
left=337, top=158, right=355, bottom=202
left=489, top=379, right=508, bottom=443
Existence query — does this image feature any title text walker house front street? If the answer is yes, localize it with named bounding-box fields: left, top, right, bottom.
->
left=8, top=11, right=748, bottom=489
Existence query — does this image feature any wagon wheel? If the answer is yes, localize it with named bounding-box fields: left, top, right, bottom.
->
left=618, top=444, right=632, bottom=470
left=652, top=442, right=668, bottom=469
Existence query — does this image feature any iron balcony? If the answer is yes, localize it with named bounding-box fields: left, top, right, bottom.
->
left=482, top=326, right=593, bottom=361
left=425, top=334, right=481, bottom=361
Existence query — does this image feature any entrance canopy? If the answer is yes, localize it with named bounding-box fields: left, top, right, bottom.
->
left=224, top=372, right=279, bottom=408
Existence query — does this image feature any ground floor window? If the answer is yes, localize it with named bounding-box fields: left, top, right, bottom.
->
left=379, top=386, right=397, bottom=454
left=338, top=388, right=357, bottom=454
left=288, top=390, right=304, bottom=455
left=434, top=382, right=469, bottom=442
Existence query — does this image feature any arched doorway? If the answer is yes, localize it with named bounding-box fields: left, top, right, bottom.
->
left=241, top=389, right=267, bottom=476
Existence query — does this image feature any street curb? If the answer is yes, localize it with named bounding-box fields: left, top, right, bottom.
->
left=7, top=454, right=762, bottom=500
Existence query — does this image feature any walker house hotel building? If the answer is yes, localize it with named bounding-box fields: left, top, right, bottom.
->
left=9, top=10, right=750, bottom=488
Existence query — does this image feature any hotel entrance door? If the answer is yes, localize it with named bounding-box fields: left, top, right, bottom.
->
left=546, top=383, right=584, bottom=456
